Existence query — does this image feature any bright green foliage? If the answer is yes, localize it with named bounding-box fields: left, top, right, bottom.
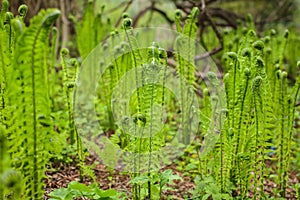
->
left=175, top=7, right=198, bottom=86
left=91, top=8, right=300, bottom=199
left=174, top=7, right=199, bottom=145
left=76, top=0, right=112, bottom=59
left=49, top=27, right=57, bottom=107
left=129, top=169, right=182, bottom=199
left=92, top=13, right=196, bottom=199
left=0, top=1, right=61, bottom=198
left=7, top=8, right=60, bottom=199
left=0, top=0, right=24, bottom=128
left=285, top=30, right=300, bottom=78
left=60, top=48, right=89, bottom=181
left=60, top=48, right=79, bottom=144
left=119, top=17, right=169, bottom=200
left=0, top=1, right=299, bottom=199
left=0, top=126, right=23, bottom=199
left=48, top=181, right=121, bottom=200
left=1, top=169, right=23, bottom=199
left=198, top=24, right=300, bottom=199
left=191, top=175, right=232, bottom=200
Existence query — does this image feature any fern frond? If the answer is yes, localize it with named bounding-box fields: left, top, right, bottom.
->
left=76, top=1, right=94, bottom=59
left=76, top=1, right=111, bottom=59
left=252, top=76, right=265, bottom=199
left=60, top=48, right=78, bottom=144
left=0, top=0, right=9, bottom=28
left=174, top=10, right=182, bottom=32
left=6, top=9, right=60, bottom=199
left=176, top=7, right=199, bottom=86
left=123, top=17, right=143, bottom=113
left=173, top=8, right=199, bottom=145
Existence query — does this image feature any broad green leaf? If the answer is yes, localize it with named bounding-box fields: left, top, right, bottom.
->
left=129, top=175, right=150, bottom=184
left=68, top=181, right=92, bottom=193
left=48, top=188, right=73, bottom=200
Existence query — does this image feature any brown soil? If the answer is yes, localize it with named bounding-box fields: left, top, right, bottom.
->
left=44, top=154, right=299, bottom=199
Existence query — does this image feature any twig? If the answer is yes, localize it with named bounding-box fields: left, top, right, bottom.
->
left=60, top=0, right=69, bottom=48
left=264, top=0, right=291, bottom=25
left=133, top=6, right=173, bottom=27
left=206, top=7, right=240, bottom=28
left=167, top=45, right=222, bottom=68
left=206, top=0, right=218, bottom=5
left=204, top=11, right=223, bottom=45
left=104, top=0, right=129, bottom=14
left=199, top=25, right=208, bottom=50
left=201, top=0, right=206, bottom=12
left=195, top=46, right=222, bottom=60
left=146, top=0, right=156, bottom=26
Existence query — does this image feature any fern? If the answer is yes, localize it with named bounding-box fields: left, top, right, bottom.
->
left=218, top=26, right=284, bottom=198
left=60, top=48, right=77, bottom=144
left=174, top=7, right=199, bottom=145
left=252, top=75, right=266, bottom=199
left=48, top=27, right=57, bottom=108
left=76, top=0, right=111, bottom=59
left=174, top=7, right=198, bottom=86
left=92, top=17, right=172, bottom=199
left=215, top=24, right=300, bottom=199
left=76, top=0, right=94, bottom=59
left=174, top=9, right=182, bottom=33
left=0, top=1, right=17, bottom=127
left=5, top=9, right=60, bottom=199
left=141, top=42, right=166, bottom=199
left=274, top=70, right=294, bottom=197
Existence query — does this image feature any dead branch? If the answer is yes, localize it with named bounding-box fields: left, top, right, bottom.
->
left=133, top=6, right=173, bottom=27
left=195, top=46, right=223, bottom=60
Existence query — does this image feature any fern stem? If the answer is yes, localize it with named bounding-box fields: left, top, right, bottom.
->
left=185, top=8, right=198, bottom=144
left=283, top=95, right=292, bottom=197
left=279, top=73, right=284, bottom=195
left=175, top=41, right=186, bottom=144
left=70, top=58, right=84, bottom=180
left=279, top=71, right=288, bottom=197
left=49, top=27, right=57, bottom=109
left=220, top=111, right=225, bottom=193
left=108, top=64, right=116, bottom=129
left=61, top=49, right=75, bottom=144
left=0, top=128, right=5, bottom=199
left=252, top=76, right=263, bottom=199
left=174, top=10, right=182, bottom=32
left=111, top=38, right=120, bottom=81
left=232, top=58, right=238, bottom=128
left=31, top=26, right=44, bottom=199
left=253, top=93, right=259, bottom=200
left=235, top=69, right=250, bottom=192
left=124, top=27, right=141, bottom=113
left=236, top=72, right=249, bottom=150
left=160, top=48, right=167, bottom=112
left=7, top=14, right=12, bottom=53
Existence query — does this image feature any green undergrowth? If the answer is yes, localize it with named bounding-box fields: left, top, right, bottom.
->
left=0, top=0, right=300, bottom=199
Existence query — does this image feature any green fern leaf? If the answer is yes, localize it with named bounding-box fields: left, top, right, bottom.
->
left=6, top=9, right=60, bottom=199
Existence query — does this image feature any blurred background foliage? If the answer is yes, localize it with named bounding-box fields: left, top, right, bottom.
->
left=4, top=0, right=300, bottom=87
left=5, top=0, right=298, bottom=51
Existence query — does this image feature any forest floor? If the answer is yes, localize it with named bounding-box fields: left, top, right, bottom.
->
left=44, top=154, right=195, bottom=199
left=44, top=154, right=299, bottom=199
